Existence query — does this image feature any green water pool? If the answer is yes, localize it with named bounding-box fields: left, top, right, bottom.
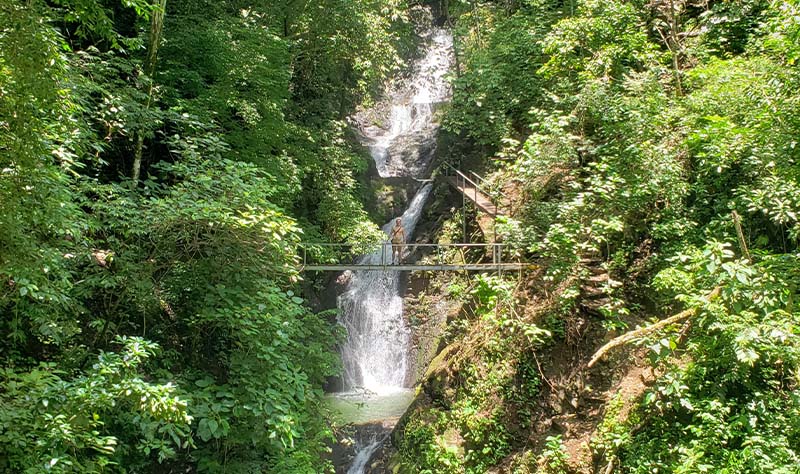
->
left=325, top=389, right=416, bottom=425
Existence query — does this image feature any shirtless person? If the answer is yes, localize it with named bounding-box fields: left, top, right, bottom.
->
left=389, top=217, right=406, bottom=264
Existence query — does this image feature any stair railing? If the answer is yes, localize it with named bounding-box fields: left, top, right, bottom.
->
left=442, top=163, right=499, bottom=216
left=467, top=170, right=505, bottom=214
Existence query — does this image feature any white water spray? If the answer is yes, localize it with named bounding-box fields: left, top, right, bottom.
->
left=359, top=29, right=453, bottom=178
left=346, top=436, right=385, bottom=474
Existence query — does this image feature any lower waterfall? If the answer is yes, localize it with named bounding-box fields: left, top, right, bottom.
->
left=338, top=184, right=432, bottom=394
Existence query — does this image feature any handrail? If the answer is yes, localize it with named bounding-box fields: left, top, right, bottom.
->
left=441, top=162, right=504, bottom=220
left=442, top=162, right=495, bottom=200
left=468, top=171, right=504, bottom=208
left=469, top=170, right=489, bottom=187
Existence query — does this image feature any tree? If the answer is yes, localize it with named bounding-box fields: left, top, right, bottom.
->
left=131, top=0, right=167, bottom=183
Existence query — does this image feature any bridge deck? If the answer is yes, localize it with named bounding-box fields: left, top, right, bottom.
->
left=298, top=243, right=530, bottom=272
left=301, top=262, right=533, bottom=272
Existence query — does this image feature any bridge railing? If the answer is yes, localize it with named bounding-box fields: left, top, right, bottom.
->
left=298, top=242, right=524, bottom=269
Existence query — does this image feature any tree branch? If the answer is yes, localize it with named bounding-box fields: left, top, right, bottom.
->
left=132, top=0, right=167, bottom=184
left=587, top=287, right=722, bottom=368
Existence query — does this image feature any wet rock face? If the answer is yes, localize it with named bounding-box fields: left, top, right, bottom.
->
left=366, top=176, right=424, bottom=224
left=403, top=277, right=459, bottom=387
left=383, top=125, right=439, bottom=178
left=422, top=0, right=450, bottom=26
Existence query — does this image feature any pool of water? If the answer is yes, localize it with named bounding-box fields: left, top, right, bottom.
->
left=325, top=389, right=416, bottom=425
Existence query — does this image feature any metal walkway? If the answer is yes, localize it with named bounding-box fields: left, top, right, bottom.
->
left=298, top=167, right=519, bottom=272
left=442, top=165, right=505, bottom=242
left=299, top=243, right=530, bottom=272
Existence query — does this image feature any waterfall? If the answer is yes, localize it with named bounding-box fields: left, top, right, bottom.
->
left=346, top=435, right=386, bottom=474
left=338, top=184, right=432, bottom=394
left=336, top=24, right=453, bottom=474
left=359, top=29, right=453, bottom=179
left=339, top=26, right=452, bottom=395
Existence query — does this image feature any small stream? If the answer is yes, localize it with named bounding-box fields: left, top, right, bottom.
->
left=329, top=23, right=453, bottom=474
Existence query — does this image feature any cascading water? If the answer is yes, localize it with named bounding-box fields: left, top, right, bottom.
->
left=339, top=26, right=452, bottom=394
left=332, top=23, right=453, bottom=474
left=359, top=28, right=453, bottom=179
left=346, top=436, right=385, bottom=474
left=339, top=184, right=432, bottom=393
left=338, top=25, right=452, bottom=397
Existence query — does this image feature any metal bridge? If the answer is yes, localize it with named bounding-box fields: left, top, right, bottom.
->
left=297, top=167, right=526, bottom=272
left=443, top=164, right=505, bottom=243
left=298, top=243, right=532, bottom=272
left=445, top=170, right=499, bottom=216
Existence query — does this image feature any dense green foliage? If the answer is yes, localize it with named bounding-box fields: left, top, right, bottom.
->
left=397, top=274, right=548, bottom=474
left=5, top=0, right=800, bottom=472
left=395, top=0, right=800, bottom=472
left=0, top=0, right=414, bottom=472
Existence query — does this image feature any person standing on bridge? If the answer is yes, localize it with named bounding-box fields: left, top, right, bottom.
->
left=390, top=217, right=406, bottom=264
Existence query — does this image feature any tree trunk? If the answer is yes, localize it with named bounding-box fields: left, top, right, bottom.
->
left=132, top=0, right=167, bottom=184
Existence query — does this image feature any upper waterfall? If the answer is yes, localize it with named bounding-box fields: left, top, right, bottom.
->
left=356, top=28, right=454, bottom=178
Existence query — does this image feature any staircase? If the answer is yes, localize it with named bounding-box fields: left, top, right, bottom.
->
left=443, top=167, right=501, bottom=217
left=578, top=251, right=620, bottom=315
left=444, top=176, right=498, bottom=215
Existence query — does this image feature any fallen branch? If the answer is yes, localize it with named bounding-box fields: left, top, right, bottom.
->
left=587, top=287, right=722, bottom=368
left=532, top=351, right=555, bottom=391
left=731, top=210, right=751, bottom=261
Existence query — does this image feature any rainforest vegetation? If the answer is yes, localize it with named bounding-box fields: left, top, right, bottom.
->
left=1, top=0, right=410, bottom=471
left=391, top=0, right=800, bottom=472
left=1, top=0, right=799, bottom=473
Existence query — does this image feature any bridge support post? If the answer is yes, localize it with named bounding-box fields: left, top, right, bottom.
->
left=462, top=174, right=467, bottom=243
